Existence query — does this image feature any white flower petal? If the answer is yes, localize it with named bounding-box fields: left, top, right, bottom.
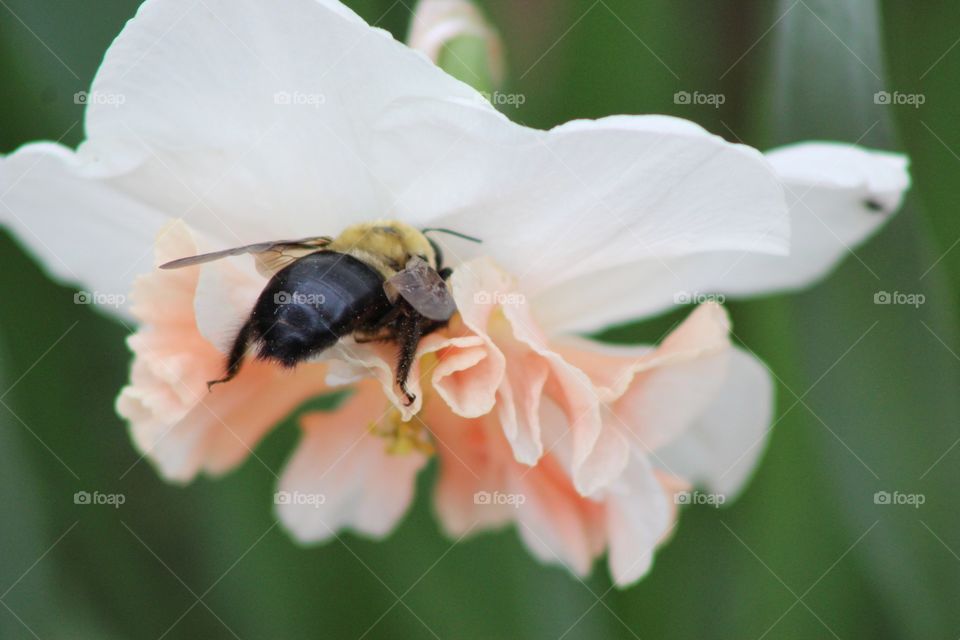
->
left=80, top=0, right=491, bottom=245
left=710, top=142, right=909, bottom=294
left=605, top=453, right=671, bottom=587
left=0, top=143, right=166, bottom=318
left=653, top=348, right=774, bottom=499
left=372, top=104, right=789, bottom=294
left=534, top=143, right=909, bottom=334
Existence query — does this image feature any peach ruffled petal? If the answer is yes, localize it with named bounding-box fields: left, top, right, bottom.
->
left=323, top=331, right=490, bottom=420
left=511, top=457, right=606, bottom=577
left=116, top=220, right=328, bottom=482
left=428, top=397, right=604, bottom=576
left=500, top=288, right=612, bottom=494
left=428, top=403, right=520, bottom=536
left=431, top=393, right=685, bottom=582
left=556, top=302, right=732, bottom=457
left=448, top=257, right=615, bottom=487
left=276, top=381, right=428, bottom=542
left=429, top=330, right=502, bottom=418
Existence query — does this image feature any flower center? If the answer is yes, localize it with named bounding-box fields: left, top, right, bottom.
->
left=369, top=351, right=442, bottom=456
left=370, top=407, right=434, bottom=456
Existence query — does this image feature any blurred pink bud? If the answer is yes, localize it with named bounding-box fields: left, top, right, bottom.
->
left=408, top=0, right=505, bottom=86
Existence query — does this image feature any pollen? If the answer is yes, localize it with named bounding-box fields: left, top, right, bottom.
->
left=370, top=406, right=435, bottom=456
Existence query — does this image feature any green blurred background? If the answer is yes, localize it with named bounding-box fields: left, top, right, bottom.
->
left=1, top=0, right=959, bottom=638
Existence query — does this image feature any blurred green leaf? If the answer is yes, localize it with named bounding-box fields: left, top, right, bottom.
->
left=761, top=0, right=960, bottom=637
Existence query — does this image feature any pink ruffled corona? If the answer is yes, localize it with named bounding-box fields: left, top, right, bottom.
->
left=117, top=221, right=771, bottom=585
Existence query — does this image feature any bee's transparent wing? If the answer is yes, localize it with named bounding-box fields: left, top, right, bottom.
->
left=160, top=236, right=332, bottom=276
left=384, top=256, right=457, bottom=322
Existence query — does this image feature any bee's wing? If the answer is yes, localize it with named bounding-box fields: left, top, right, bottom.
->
left=160, top=237, right=333, bottom=275
left=251, top=242, right=332, bottom=277
left=384, top=256, right=457, bottom=322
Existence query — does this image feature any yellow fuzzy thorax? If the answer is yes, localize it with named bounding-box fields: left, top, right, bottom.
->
left=328, top=219, right=437, bottom=279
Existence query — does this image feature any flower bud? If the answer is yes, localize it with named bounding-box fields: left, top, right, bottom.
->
left=407, top=0, right=504, bottom=90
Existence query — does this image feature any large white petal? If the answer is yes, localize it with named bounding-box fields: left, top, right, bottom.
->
left=653, top=348, right=774, bottom=499
left=5, top=0, right=791, bottom=312
left=0, top=143, right=167, bottom=318
left=372, top=103, right=790, bottom=294
left=80, top=0, right=492, bottom=245
left=534, top=142, right=909, bottom=334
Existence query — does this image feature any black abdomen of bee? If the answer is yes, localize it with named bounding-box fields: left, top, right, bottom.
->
left=251, top=251, right=392, bottom=366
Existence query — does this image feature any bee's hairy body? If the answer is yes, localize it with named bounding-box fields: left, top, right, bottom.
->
left=327, top=220, right=439, bottom=278
left=212, top=220, right=453, bottom=404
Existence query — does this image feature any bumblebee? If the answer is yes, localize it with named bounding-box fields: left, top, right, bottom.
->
left=161, top=220, right=479, bottom=404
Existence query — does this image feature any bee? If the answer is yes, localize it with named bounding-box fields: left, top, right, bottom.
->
left=160, top=220, right=480, bottom=404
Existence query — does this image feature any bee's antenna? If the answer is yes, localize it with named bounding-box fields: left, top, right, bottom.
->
left=422, top=228, right=483, bottom=244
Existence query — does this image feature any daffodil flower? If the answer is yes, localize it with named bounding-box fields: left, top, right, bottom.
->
left=0, top=0, right=908, bottom=586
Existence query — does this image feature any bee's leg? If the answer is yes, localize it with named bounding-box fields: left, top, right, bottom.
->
left=395, top=313, right=423, bottom=406
left=207, top=320, right=254, bottom=391
left=438, top=266, right=453, bottom=280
